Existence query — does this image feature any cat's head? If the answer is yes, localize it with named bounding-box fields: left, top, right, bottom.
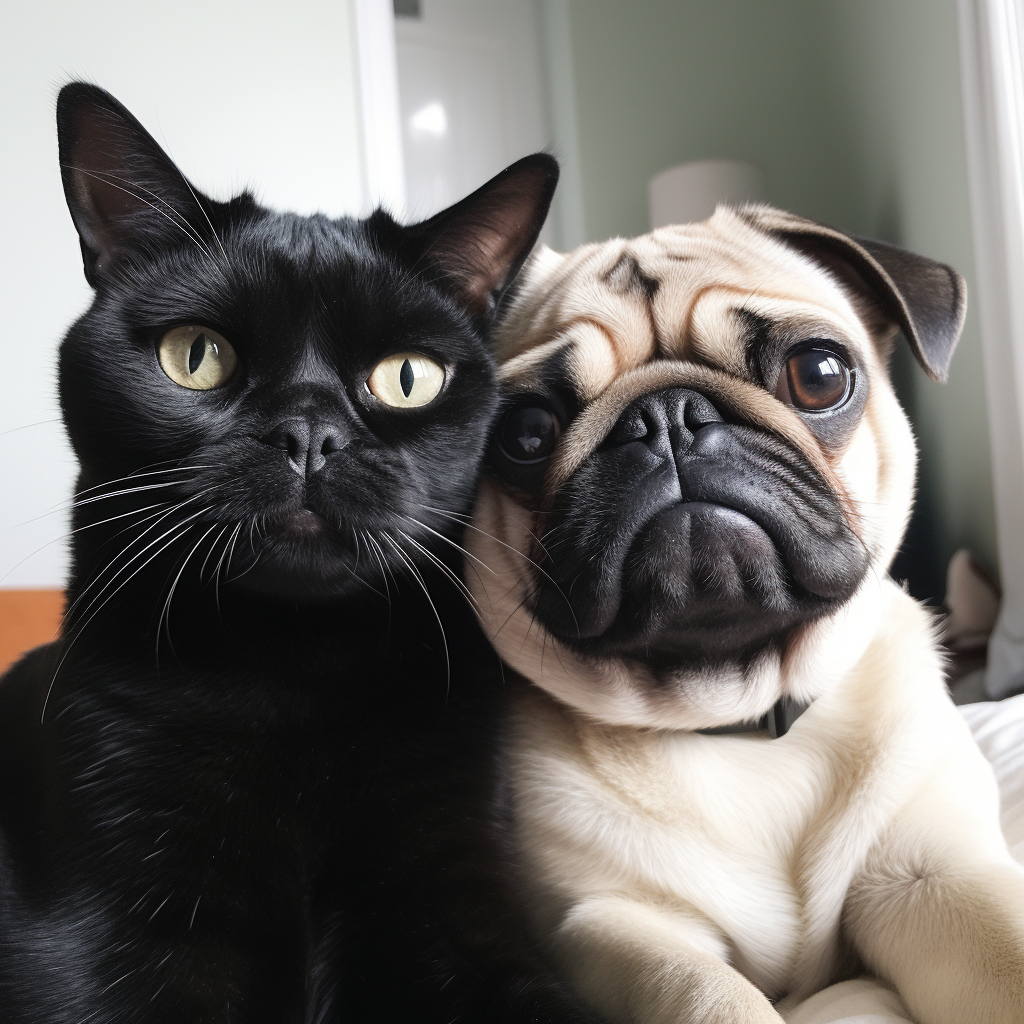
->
left=57, top=83, right=557, bottom=604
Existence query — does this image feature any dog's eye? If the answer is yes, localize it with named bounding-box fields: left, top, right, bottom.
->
left=776, top=347, right=852, bottom=411
left=497, top=401, right=562, bottom=464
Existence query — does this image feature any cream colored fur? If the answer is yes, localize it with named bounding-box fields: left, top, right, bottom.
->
left=467, top=208, right=1024, bottom=1023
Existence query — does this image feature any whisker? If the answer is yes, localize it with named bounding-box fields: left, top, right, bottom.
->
left=214, top=523, right=243, bottom=614
left=0, top=498, right=171, bottom=586
left=365, top=533, right=396, bottom=617
left=63, top=166, right=216, bottom=262
left=62, top=490, right=216, bottom=630
left=221, top=522, right=245, bottom=583
left=156, top=521, right=221, bottom=665
left=177, top=174, right=229, bottom=263
left=0, top=418, right=62, bottom=437
left=43, top=512, right=209, bottom=723
left=199, top=523, right=233, bottom=585
left=419, top=505, right=581, bottom=640
left=405, top=509, right=499, bottom=578
left=382, top=533, right=451, bottom=699
left=61, top=502, right=194, bottom=629
left=19, top=473, right=206, bottom=526
left=396, top=527, right=482, bottom=614
left=70, top=463, right=210, bottom=501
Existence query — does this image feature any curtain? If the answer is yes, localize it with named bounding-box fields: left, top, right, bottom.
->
left=958, top=0, right=1024, bottom=699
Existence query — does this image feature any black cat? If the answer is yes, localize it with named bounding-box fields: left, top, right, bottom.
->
left=0, top=83, right=596, bottom=1024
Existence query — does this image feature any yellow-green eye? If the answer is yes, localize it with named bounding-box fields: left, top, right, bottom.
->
left=367, top=353, right=445, bottom=408
left=158, top=326, right=238, bottom=390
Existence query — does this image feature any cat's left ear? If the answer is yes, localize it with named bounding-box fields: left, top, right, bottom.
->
left=405, top=154, right=559, bottom=319
left=57, top=82, right=219, bottom=287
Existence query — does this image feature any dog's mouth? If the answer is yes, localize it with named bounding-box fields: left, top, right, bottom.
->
left=528, top=390, right=868, bottom=667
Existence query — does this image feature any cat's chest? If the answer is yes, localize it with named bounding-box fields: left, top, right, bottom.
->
left=54, top=660, right=350, bottom=840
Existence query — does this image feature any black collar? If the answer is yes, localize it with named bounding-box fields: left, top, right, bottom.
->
left=696, top=696, right=810, bottom=739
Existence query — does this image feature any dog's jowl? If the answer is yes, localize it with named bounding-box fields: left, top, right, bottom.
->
left=469, top=206, right=1024, bottom=1024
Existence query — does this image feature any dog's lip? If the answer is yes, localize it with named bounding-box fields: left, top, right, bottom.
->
left=528, top=497, right=783, bottom=650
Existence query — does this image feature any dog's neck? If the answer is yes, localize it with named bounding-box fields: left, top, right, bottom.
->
left=696, top=695, right=811, bottom=738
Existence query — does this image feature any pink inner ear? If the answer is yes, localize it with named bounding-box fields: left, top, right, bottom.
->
left=458, top=227, right=515, bottom=313
left=67, top=106, right=144, bottom=221
left=403, top=153, right=557, bottom=318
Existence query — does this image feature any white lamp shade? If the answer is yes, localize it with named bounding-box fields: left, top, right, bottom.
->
left=648, top=159, right=766, bottom=229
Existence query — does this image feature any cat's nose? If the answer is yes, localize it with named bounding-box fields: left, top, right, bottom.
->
left=263, top=418, right=350, bottom=477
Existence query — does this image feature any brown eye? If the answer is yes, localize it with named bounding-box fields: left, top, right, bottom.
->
left=776, top=347, right=852, bottom=411
left=367, top=353, right=445, bottom=408
left=158, top=326, right=237, bottom=390
left=497, top=402, right=561, bottom=464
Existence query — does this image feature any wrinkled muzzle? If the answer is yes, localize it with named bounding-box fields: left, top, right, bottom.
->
left=531, top=385, right=868, bottom=666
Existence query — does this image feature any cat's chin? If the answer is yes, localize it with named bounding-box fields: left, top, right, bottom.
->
left=227, top=510, right=374, bottom=602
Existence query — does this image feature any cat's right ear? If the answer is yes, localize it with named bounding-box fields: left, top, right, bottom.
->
left=404, top=154, right=559, bottom=321
left=57, top=83, right=218, bottom=287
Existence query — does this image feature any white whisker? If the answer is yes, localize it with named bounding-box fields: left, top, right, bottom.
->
left=382, top=532, right=451, bottom=698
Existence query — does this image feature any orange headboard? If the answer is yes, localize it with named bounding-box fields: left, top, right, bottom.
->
left=0, top=589, right=64, bottom=675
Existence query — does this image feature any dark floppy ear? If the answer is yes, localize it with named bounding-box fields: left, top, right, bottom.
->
left=57, top=82, right=219, bottom=286
left=738, top=206, right=966, bottom=383
left=405, top=153, right=559, bottom=319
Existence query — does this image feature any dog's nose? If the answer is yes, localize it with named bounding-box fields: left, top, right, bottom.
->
left=262, top=417, right=350, bottom=477
left=603, top=387, right=724, bottom=454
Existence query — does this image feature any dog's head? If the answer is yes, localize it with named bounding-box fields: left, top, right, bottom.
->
left=467, top=205, right=965, bottom=729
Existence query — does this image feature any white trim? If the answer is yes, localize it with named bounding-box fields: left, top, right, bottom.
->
left=352, top=0, right=407, bottom=219
left=958, top=0, right=1024, bottom=698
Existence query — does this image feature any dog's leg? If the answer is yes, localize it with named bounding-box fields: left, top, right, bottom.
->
left=845, top=785, right=1024, bottom=1024
left=551, top=896, right=784, bottom=1024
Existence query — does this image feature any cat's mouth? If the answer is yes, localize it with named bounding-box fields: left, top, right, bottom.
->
left=226, top=503, right=370, bottom=599
left=279, top=507, right=332, bottom=537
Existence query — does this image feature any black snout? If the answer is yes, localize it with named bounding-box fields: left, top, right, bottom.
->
left=530, top=384, right=868, bottom=667
left=263, top=418, right=350, bottom=477
left=603, top=388, right=724, bottom=455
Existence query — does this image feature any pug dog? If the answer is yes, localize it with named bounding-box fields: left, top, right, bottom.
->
left=465, top=206, right=1024, bottom=1024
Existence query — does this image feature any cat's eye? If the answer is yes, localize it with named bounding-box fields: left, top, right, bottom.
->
left=496, top=400, right=562, bottom=464
left=367, top=353, right=445, bottom=408
left=158, top=326, right=238, bottom=391
left=775, top=345, right=852, bottom=411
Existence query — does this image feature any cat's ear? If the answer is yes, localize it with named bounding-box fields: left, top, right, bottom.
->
left=405, top=154, right=559, bottom=319
left=57, top=82, right=219, bottom=287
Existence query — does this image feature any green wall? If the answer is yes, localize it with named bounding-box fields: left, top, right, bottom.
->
left=557, top=0, right=996, bottom=597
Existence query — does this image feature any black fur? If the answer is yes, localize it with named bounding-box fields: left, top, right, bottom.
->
left=0, top=83, right=597, bottom=1024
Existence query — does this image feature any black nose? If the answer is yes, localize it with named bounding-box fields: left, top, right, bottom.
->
left=263, top=417, right=349, bottom=477
left=603, top=387, right=724, bottom=455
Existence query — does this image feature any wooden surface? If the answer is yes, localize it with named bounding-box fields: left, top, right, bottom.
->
left=0, top=589, right=64, bottom=675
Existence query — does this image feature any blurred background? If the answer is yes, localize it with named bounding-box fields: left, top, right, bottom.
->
left=2, top=0, right=1021, bottom=696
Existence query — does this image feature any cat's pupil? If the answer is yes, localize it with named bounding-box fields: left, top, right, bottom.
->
left=188, top=334, right=207, bottom=375
left=400, top=359, right=414, bottom=398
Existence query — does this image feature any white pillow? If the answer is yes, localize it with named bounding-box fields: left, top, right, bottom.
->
left=784, top=694, right=1024, bottom=1024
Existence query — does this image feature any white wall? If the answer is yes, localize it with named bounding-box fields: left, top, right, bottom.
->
left=394, top=0, right=552, bottom=224
left=0, top=0, right=366, bottom=588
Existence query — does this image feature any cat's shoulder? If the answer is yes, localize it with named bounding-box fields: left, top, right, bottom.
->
left=0, top=642, right=59, bottom=710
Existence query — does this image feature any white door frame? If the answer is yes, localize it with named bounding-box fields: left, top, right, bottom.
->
left=351, top=0, right=407, bottom=219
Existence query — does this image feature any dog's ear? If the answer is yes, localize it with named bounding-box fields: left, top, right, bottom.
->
left=739, top=206, right=966, bottom=383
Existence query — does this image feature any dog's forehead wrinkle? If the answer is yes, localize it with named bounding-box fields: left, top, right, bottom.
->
left=602, top=251, right=659, bottom=301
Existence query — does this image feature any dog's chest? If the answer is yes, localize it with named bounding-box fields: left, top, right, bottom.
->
left=511, top=691, right=863, bottom=996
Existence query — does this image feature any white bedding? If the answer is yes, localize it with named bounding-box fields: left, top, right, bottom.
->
left=783, top=694, right=1024, bottom=1024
